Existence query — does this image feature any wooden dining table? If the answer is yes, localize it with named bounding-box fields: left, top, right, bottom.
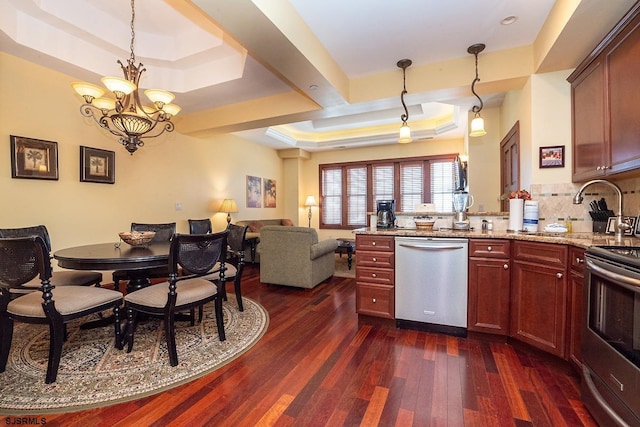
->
left=54, top=242, right=171, bottom=293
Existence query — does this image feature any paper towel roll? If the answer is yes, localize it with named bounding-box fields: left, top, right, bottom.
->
left=509, top=199, right=524, bottom=231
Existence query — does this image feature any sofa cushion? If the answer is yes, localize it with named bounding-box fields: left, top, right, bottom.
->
left=281, top=218, right=294, bottom=226
left=249, top=221, right=264, bottom=232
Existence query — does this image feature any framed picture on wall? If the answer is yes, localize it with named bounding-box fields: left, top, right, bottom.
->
left=264, top=178, right=276, bottom=208
left=80, top=146, right=115, bottom=184
left=10, top=135, right=59, bottom=180
left=539, top=145, right=565, bottom=168
left=246, top=175, right=262, bottom=208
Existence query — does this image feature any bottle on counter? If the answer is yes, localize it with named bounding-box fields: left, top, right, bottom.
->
left=565, top=215, right=572, bottom=233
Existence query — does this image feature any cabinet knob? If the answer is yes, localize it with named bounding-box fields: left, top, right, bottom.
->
left=556, top=272, right=563, bottom=279
left=576, top=257, right=584, bottom=264
left=372, top=257, right=377, bottom=262
left=372, top=298, right=376, bottom=303
left=487, top=246, right=492, bottom=251
left=372, top=273, right=377, bottom=278
left=372, top=241, right=376, bottom=246
left=503, top=264, right=509, bottom=270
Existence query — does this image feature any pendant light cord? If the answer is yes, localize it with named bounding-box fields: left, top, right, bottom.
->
left=397, top=59, right=412, bottom=125
left=471, top=52, right=483, bottom=114
left=129, top=0, right=136, bottom=65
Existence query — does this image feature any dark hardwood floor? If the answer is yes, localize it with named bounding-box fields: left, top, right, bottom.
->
left=8, top=265, right=597, bottom=426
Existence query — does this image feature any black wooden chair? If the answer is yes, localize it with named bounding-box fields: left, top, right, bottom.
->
left=0, top=236, right=123, bottom=383
left=123, top=231, right=228, bottom=366
left=112, top=222, right=176, bottom=292
left=0, top=225, right=102, bottom=290
left=188, top=219, right=212, bottom=234
left=213, top=224, right=248, bottom=311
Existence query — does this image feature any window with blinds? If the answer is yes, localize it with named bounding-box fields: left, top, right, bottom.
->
left=319, top=154, right=457, bottom=229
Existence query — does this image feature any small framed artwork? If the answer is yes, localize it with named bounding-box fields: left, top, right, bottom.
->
left=10, top=135, right=59, bottom=180
left=635, top=215, right=640, bottom=236
left=80, top=146, right=115, bottom=184
left=264, top=178, right=276, bottom=208
left=539, top=145, right=565, bottom=169
left=246, top=175, right=262, bottom=208
left=607, top=216, right=636, bottom=235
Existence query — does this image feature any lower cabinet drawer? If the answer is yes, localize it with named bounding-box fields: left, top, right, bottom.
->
left=356, top=283, right=394, bottom=319
left=356, top=266, right=394, bottom=285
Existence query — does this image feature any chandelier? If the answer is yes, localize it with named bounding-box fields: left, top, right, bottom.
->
left=397, top=59, right=413, bottom=144
left=71, top=0, right=180, bottom=154
left=467, top=43, right=486, bottom=137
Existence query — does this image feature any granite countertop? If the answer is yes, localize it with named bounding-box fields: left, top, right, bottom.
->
left=354, top=228, right=640, bottom=249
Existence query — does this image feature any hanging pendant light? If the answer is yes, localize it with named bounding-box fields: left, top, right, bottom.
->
left=71, top=0, right=180, bottom=154
left=397, top=59, right=413, bottom=144
left=467, top=43, right=487, bottom=137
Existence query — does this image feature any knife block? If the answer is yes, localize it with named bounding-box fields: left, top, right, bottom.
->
left=593, top=220, right=608, bottom=233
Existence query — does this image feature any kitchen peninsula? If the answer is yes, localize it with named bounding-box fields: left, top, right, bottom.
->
left=354, top=227, right=638, bottom=368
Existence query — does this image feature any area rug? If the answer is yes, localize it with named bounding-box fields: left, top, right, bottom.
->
left=0, top=297, right=268, bottom=415
left=333, top=253, right=355, bottom=278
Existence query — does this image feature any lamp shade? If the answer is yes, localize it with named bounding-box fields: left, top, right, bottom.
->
left=71, top=82, right=105, bottom=101
left=398, top=123, right=412, bottom=143
left=219, top=198, right=238, bottom=213
left=304, top=196, right=317, bottom=207
left=470, top=114, right=486, bottom=137
left=144, top=89, right=175, bottom=106
left=101, top=76, right=136, bottom=96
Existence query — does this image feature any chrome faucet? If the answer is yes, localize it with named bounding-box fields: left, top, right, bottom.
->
left=573, top=179, right=630, bottom=239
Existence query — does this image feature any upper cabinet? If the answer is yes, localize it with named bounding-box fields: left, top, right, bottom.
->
left=568, top=3, right=640, bottom=182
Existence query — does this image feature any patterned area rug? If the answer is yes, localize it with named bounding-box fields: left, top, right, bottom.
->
left=333, top=253, right=355, bottom=278
left=0, top=297, right=268, bottom=415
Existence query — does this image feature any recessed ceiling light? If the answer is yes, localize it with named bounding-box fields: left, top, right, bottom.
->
left=501, top=15, right=518, bottom=25
left=309, top=84, right=319, bottom=91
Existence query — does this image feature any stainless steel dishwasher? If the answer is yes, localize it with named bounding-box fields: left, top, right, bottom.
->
left=395, top=237, right=468, bottom=335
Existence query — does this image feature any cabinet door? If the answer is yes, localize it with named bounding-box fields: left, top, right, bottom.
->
left=468, top=258, right=510, bottom=335
left=571, top=59, right=607, bottom=182
left=568, top=271, right=584, bottom=369
left=608, top=17, right=640, bottom=174
left=510, top=260, right=568, bottom=358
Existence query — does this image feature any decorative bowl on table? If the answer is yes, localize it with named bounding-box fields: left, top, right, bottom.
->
left=414, top=218, right=436, bottom=231
left=118, top=231, right=156, bottom=247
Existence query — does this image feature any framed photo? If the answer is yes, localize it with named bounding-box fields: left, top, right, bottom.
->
left=539, top=145, right=565, bottom=168
left=80, top=146, right=115, bottom=184
left=246, top=175, right=262, bottom=208
left=10, top=135, right=59, bottom=180
left=607, top=216, right=636, bottom=235
left=264, top=178, right=276, bottom=208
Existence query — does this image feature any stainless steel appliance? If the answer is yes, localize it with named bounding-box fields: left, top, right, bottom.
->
left=395, top=237, right=468, bottom=336
left=583, top=245, right=640, bottom=426
left=452, top=191, right=474, bottom=230
left=376, top=200, right=395, bottom=229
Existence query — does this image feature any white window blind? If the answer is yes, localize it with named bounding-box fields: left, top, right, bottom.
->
left=430, top=161, right=455, bottom=212
left=400, top=162, right=423, bottom=212
left=372, top=164, right=394, bottom=203
left=321, top=168, right=342, bottom=225
left=347, top=167, right=367, bottom=226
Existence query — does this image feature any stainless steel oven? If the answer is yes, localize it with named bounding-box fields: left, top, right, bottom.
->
left=584, top=246, right=640, bottom=427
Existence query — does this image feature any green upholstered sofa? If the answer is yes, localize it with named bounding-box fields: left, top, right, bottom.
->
left=257, top=226, right=338, bottom=289
left=235, top=219, right=293, bottom=263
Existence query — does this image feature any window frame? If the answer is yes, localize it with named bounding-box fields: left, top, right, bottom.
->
left=318, top=153, right=458, bottom=230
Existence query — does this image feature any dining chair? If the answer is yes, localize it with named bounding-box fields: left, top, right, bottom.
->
left=112, top=222, right=176, bottom=292
left=0, top=225, right=103, bottom=290
left=123, top=231, right=228, bottom=366
left=0, top=236, right=123, bottom=383
left=188, top=219, right=212, bottom=234
left=207, top=223, right=248, bottom=311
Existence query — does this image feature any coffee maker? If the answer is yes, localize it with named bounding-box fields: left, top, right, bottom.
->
left=452, top=191, right=474, bottom=230
left=377, top=200, right=395, bottom=228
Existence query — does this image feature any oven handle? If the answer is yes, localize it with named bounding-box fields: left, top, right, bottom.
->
left=582, top=365, right=631, bottom=427
left=587, top=258, right=640, bottom=291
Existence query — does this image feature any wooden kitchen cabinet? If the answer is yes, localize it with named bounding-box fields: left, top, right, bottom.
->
left=568, top=246, right=586, bottom=369
left=355, top=235, right=395, bottom=319
left=468, top=239, right=511, bottom=335
left=568, top=3, right=640, bottom=181
left=510, top=241, right=569, bottom=358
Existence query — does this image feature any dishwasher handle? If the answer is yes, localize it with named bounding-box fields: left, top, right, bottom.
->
left=398, top=243, right=465, bottom=251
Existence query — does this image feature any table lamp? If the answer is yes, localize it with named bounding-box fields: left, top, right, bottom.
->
left=219, top=198, right=238, bottom=224
left=304, top=195, right=317, bottom=228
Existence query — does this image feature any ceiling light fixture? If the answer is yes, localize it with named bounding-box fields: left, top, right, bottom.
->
left=71, top=0, right=180, bottom=155
left=467, top=43, right=487, bottom=137
left=397, top=59, right=413, bottom=144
